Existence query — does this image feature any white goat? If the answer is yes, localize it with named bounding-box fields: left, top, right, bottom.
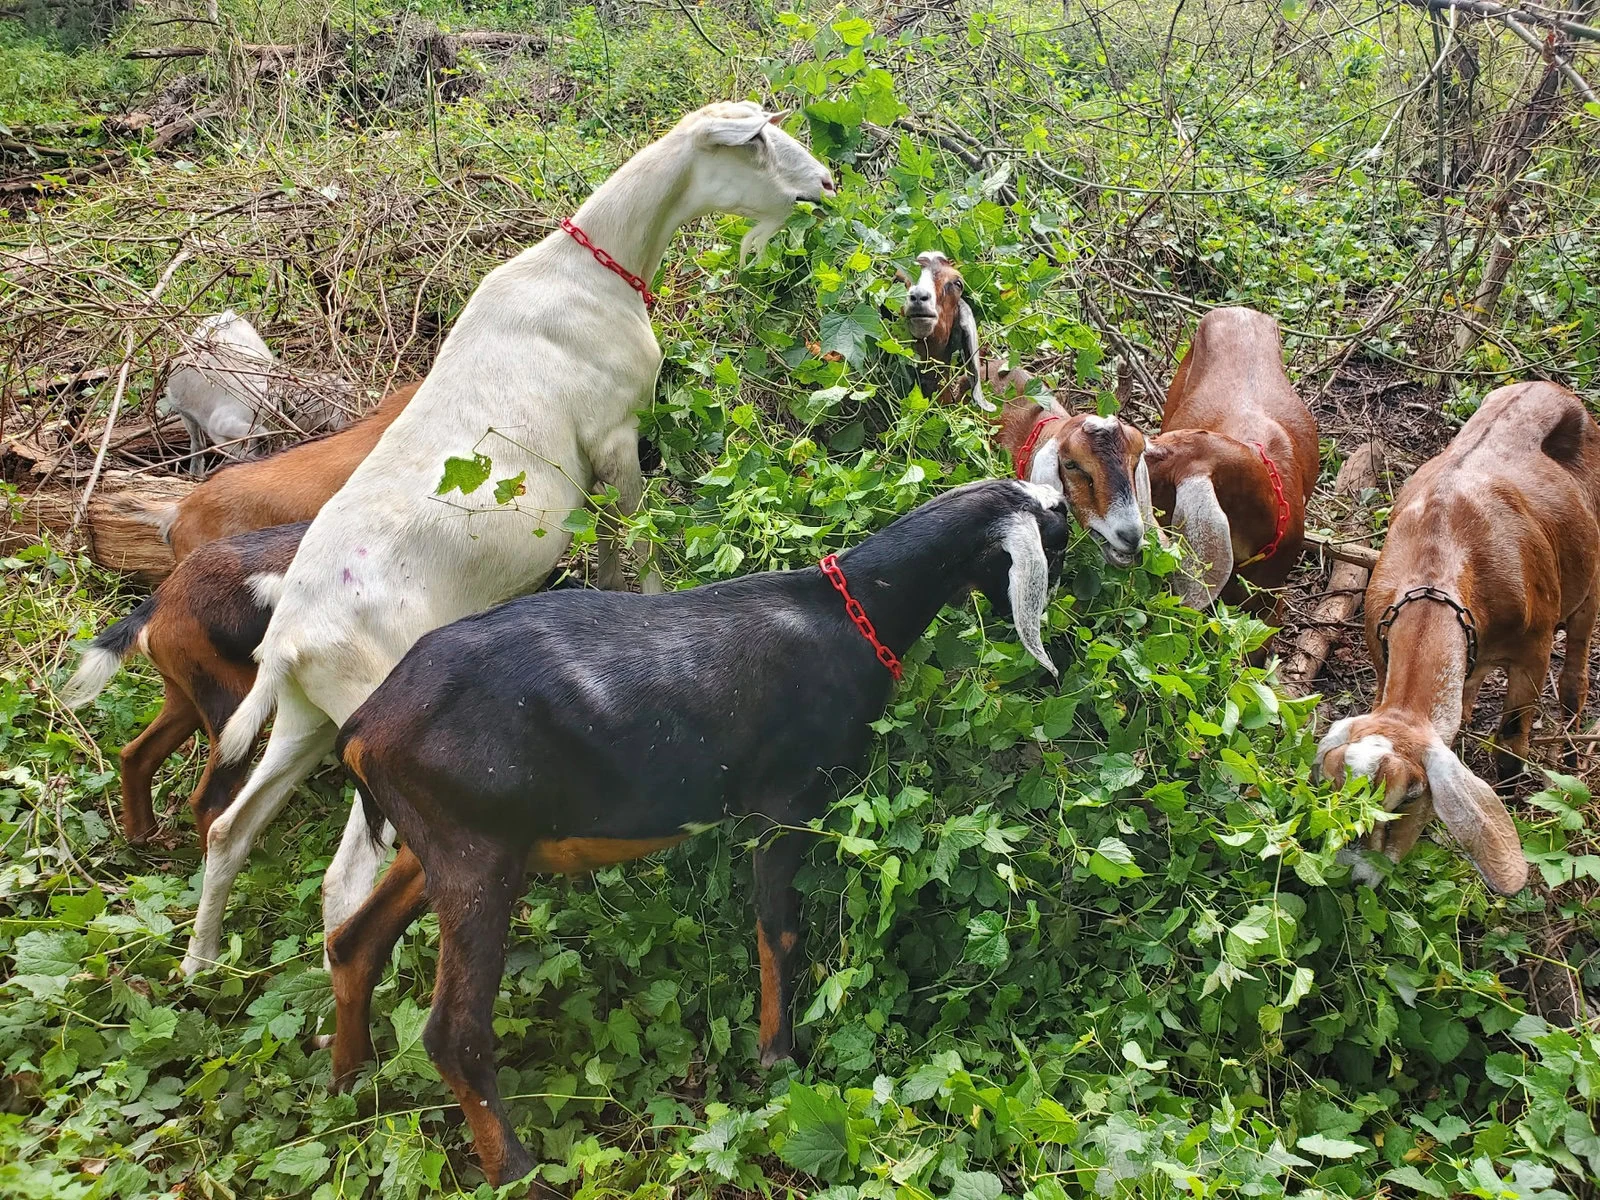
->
left=163, top=311, right=353, bottom=475
left=180, top=101, right=834, bottom=977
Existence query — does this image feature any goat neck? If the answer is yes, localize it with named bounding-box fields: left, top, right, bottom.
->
left=1369, top=593, right=1475, bottom=739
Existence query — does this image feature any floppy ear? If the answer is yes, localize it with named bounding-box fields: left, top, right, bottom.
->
left=1169, top=474, right=1234, bottom=609
left=1422, top=743, right=1529, bottom=894
left=894, top=266, right=912, bottom=286
left=766, top=109, right=792, bottom=126
left=699, top=111, right=771, bottom=146
left=999, top=511, right=1058, bottom=678
left=1134, top=451, right=1154, bottom=528
left=956, top=301, right=993, bottom=411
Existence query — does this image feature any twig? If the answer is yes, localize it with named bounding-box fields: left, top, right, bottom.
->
left=1304, top=530, right=1382, bottom=570
left=73, top=248, right=192, bottom=527
left=671, top=0, right=726, bottom=55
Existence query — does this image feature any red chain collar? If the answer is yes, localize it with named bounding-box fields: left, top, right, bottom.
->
left=1238, top=441, right=1290, bottom=567
left=560, top=217, right=656, bottom=310
left=819, top=554, right=903, bottom=681
left=1013, top=414, right=1064, bottom=481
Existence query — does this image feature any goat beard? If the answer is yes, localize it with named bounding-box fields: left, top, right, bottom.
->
left=739, top=215, right=785, bottom=264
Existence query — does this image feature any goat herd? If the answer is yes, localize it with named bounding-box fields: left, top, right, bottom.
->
left=53, top=102, right=1600, bottom=1186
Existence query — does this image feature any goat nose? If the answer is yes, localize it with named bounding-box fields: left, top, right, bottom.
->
left=820, top=171, right=836, bottom=195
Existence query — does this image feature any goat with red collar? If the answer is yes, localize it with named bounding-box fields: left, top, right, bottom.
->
left=1143, top=307, right=1318, bottom=615
left=994, top=390, right=1156, bottom=567
left=322, top=480, right=1073, bottom=1187
left=1316, top=381, right=1600, bottom=896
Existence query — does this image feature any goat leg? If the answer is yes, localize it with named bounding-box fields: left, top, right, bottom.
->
left=1559, top=589, right=1599, bottom=770
left=422, top=847, right=538, bottom=1187
left=327, top=845, right=428, bottom=1087
left=1495, top=648, right=1550, bottom=788
left=117, top=685, right=201, bottom=843
left=753, top=830, right=809, bottom=1068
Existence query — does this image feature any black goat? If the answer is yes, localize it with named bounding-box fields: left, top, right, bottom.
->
left=325, top=479, right=1072, bottom=1186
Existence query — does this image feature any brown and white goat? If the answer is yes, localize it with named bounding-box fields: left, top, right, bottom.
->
left=61, top=385, right=419, bottom=842
left=898, top=251, right=1015, bottom=411
left=1144, top=307, right=1318, bottom=613
left=994, top=390, right=1155, bottom=567
left=60, top=523, right=307, bottom=845
left=1316, top=381, right=1600, bottom=896
left=117, top=383, right=418, bottom=562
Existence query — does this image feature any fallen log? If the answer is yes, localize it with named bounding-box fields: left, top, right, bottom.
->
left=4, top=475, right=193, bottom=584
left=1280, top=442, right=1384, bottom=697
left=1302, top=530, right=1380, bottom=571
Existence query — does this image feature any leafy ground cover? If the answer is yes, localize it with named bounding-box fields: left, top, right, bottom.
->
left=3, top=2, right=1600, bottom=1197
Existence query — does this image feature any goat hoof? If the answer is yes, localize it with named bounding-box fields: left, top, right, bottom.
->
left=758, top=1045, right=795, bottom=1070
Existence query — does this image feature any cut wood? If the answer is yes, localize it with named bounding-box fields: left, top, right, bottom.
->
left=1280, top=442, right=1384, bottom=697
left=5, top=476, right=193, bottom=584
left=1302, top=530, right=1380, bottom=571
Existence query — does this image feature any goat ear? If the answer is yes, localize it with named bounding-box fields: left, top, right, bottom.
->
left=766, top=109, right=792, bottom=126
left=1000, top=511, right=1058, bottom=678
left=700, top=112, right=770, bottom=146
left=1169, top=474, right=1233, bottom=609
left=1134, top=450, right=1155, bottom=527
left=956, top=301, right=993, bottom=411
left=1422, top=743, right=1529, bottom=895
left=893, top=266, right=912, bottom=286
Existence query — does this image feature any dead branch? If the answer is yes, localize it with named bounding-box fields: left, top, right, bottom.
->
left=1281, top=443, right=1384, bottom=697
left=1302, top=531, right=1381, bottom=570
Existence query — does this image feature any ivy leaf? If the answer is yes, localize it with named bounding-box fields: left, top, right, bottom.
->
left=129, top=1007, right=178, bottom=1046
left=266, top=1141, right=331, bottom=1188
left=493, top=471, right=527, bottom=504
left=818, top=305, right=883, bottom=366
left=780, top=1083, right=850, bottom=1178
left=380, top=998, right=434, bottom=1081
left=965, top=911, right=1010, bottom=969
left=1382, top=1166, right=1446, bottom=1197
left=1089, top=836, right=1143, bottom=885
left=946, top=1171, right=1004, bottom=1200
left=1297, top=1133, right=1367, bottom=1159
left=435, top=452, right=492, bottom=495
left=1428, top=1017, right=1469, bottom=1064
left=831, top=16, right=872, bottom=45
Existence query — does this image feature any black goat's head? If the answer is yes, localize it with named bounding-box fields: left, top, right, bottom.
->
left=965, top=481, right=1072, bottom=676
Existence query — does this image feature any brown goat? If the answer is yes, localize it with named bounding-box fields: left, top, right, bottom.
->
left=116, top=383, right=418, bottom=562
left=897, top=251, right=1000, bottom=410
left=60, top=384, right=418, bottom=843
left=1315, top=381, right=1600, bottom=895
left=61, top=524, right=307, bottom=844
left=1144, top=308, right=1318, bottom=614
left=994, top=390, right=1155, bottom=567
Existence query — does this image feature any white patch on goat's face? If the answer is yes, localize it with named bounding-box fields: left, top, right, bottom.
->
left=1000, top=512, right=1058, bottom=678
left=1085, top=495, right=1147, bottom=568
left=1315, top=716, right=1354, bottom=766
left=1082, top=414, right=1118, bottom=432
left=246, top=572, right=286, bottom=610
left=905, top=257, right=942, bottom=337
left=1341, top=735, right=1394, bottom=780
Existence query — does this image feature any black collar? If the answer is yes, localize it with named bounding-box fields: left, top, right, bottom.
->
left=1376, top=586, right=1479, bottom=676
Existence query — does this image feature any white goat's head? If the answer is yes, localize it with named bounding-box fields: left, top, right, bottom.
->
left=678, top=102, right=835, bottom=260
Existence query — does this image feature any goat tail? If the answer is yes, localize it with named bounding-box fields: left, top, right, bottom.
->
left=359, top=786, right=386, bottom=847
left=104, top=492, right=180, bottom=544
left=59, top=596, right=158, bottom=708
left=216, top=648, right=290, bottom=764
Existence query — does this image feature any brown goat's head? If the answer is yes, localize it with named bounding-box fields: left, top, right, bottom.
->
left=1314, top=714, right=1529, bottom=896
left=996, top=397, right=1155, bottom=568
left=896, top=251, right=991, bottom=409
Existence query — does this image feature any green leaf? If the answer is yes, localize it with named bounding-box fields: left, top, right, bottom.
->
left=1428, top=1017, right=1469, bottom=1064
left=268, top=1141, right=331, bottom=1187
left=1297, top=1133, right=1367, bottom=1159
left=946, top=1171, right=1003, bottom=1200
left=1382, top=1165, right=1446, bottom=1197
left=435, top=452, right=492, bottom=495
left=965, top=911, right=1010, bottom=969
left=493, top=471, right=526, bottom=504
left=380, top=998, right=434, bottom=1081
left=831, top=16, right=872, bottom=45
left=780, top=1083, right=850, bottom=1178
left=130, top=1007, right=178, bottom=1046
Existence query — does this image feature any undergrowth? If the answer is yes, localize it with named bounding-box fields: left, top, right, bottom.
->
left=3, top=2, right=1600, bottom=1198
